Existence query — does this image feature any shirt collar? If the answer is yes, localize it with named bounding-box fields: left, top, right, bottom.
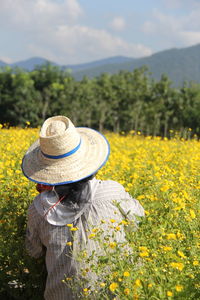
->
left=33, top=178, right=99, bottom=225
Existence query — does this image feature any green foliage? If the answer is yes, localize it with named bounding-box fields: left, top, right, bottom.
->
left=0, top=63, right=200, bottom=136
left=0, top=183, right=47, bottom=299
left=0, top=129, right=47, bottom=299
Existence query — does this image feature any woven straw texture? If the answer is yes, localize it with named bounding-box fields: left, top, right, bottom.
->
left=22, top=116, right=110, bottom=185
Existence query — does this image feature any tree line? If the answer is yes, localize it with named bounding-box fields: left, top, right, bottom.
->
left=0, top=64, right=200, bottom=137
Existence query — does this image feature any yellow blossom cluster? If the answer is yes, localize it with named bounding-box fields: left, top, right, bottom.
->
left=1, top=128, right=200, bottom=299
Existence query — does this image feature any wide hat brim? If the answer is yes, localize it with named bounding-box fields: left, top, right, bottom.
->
left=22, top=127, right=110, bottom=185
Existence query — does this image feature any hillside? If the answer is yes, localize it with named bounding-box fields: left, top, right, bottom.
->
left=10, top=57, right=58, bottom=71
left=0, top=60, right=7, bottom=68
left=0, top=43, right=200, bottom=86
left=72, top=44, right=200, bottom=86
left=0, top=56, right=133, bottom=72
left=63, top=56, right=133, bottom=72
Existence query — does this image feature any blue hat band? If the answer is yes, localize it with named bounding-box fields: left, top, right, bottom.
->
left=41, top=139, right=82, bottom=159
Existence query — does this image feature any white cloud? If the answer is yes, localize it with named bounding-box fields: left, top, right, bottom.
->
left=179, top=31, right=200, bottom=46
left=28, top=25, right=152, bottom=64
left=0, top=0, right=83, bottom=29
left=110, top=17, right=126, bottom=31
left=161, top=0, right=200, bottom=10
left=0, top=0, right=152, bottom=64
left=141, top=21, right=156, bottom=34
left=162, top=0, right=186, bottom=10
left=0, top=56, right=13, bottom=64
left=141, top=7, right=200, bottom=49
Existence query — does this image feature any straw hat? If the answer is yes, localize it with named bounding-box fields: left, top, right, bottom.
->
left=22, top=116, right=110, bottom=185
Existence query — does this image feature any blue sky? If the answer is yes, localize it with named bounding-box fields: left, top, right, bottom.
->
left=0, top=0, right=200, bottom=64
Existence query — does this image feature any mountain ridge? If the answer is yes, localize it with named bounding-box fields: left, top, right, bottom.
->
left=1, top=43, right=200, bottom=86
left=72, top=44, right=200, bottom=86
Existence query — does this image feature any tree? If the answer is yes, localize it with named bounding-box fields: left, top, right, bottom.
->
left=94, top=73, right=116, bottom=131
left=0, top=67, right=40, bottom=126
left=30, top=63, right=66, bottom=122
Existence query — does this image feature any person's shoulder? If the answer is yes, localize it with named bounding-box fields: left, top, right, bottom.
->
left=94, top=179, right=126, bottom=198
left=97, top=179, right=125, bottom=191
left=93, top=179, right=145, bottom=218
left=28, top=193, right=42, bottom=214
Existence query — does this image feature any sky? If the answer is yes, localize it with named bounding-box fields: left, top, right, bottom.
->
left=1, top=0, right=200, bottom=65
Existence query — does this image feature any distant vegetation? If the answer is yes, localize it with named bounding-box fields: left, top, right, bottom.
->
left=0, top=63, right=200, bottom=137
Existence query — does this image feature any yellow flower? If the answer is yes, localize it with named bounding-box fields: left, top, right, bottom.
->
left=190, top=209, right=196, bottom=219
left=66, top=241, right=72, bottom=246
left=176, top=232, right=185, bottom=240
left=175, top=285, right=183, bottom=292
left=66, top=223, right=73, bottom=227
left=135, top=279, right=141, bottom=287
left=124, top=288, right=130, bottom=295
left=193, top=260, right=199, bottom=266
left=88, top=233, right=96, bottom=239
left=100, top=282, right=105, bottom=287
left=112, top=271, right=118, bottom=278
left=70, top=227, right=78, bottom=231
left=109, top=242, right=117, bottom=248
left=177, top=250, right=186, bottom=259
left=139, top=251, right=149, bottom=257
left=115, top=226, right=121, bottom=231
left=170, top=262, right=184, bottom=271
left=162, top=246, right=172, bottom=251
left=123, top=271, right=130, bottom=277
left=166, top=233, right=176, bottom=240
left=148, top=283, right=153, bottom=288
left=161, top=185, right=170, bottom=192
left=109, top=282, right=118, bottom=292
left=110, top=219, right=116, bottom=223
left=120, top=220, right=128, bottom=225
left=137, top=194, right=145, bottom=200
left=167, top=291, right=173, bottom=297
left=139, top=246, right=148, bottom=251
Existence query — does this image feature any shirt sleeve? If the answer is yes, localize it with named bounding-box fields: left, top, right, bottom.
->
left=25, top=203, right=45, bottom=259
left=120, top=190, right=145, bottom=218
left=112, top=182, right=145, bottom=223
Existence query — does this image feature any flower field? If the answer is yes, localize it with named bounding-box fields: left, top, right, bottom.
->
left=0, top=127, right=200, bottom=299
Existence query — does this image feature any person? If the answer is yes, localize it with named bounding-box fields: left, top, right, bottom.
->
left=22, top=115, right=144, bottom=300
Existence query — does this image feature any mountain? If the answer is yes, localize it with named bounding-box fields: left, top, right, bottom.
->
left=0, top=43, right=200, bottom=85
left=72, top=44, right=200, bottom=86
left=10, top=57, right=58, bottom=71
left=0, top=56, right=133, bottom=72
left=63, top=56, right=134, bottom=72
left=0, top=60, right=7, bottom=68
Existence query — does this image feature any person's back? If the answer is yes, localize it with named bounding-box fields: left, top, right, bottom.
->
left=23, top=116, right=144, bottom=300
left=26, top=178, right=144, bottom=300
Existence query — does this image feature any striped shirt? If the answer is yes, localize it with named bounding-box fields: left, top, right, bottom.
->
left=26, top=178, right=144, bottom=300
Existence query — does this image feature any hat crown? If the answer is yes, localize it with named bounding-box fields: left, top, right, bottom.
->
left=45, top=120, right=66, bottom=136
left=40, top=116, right=80, bottom=157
